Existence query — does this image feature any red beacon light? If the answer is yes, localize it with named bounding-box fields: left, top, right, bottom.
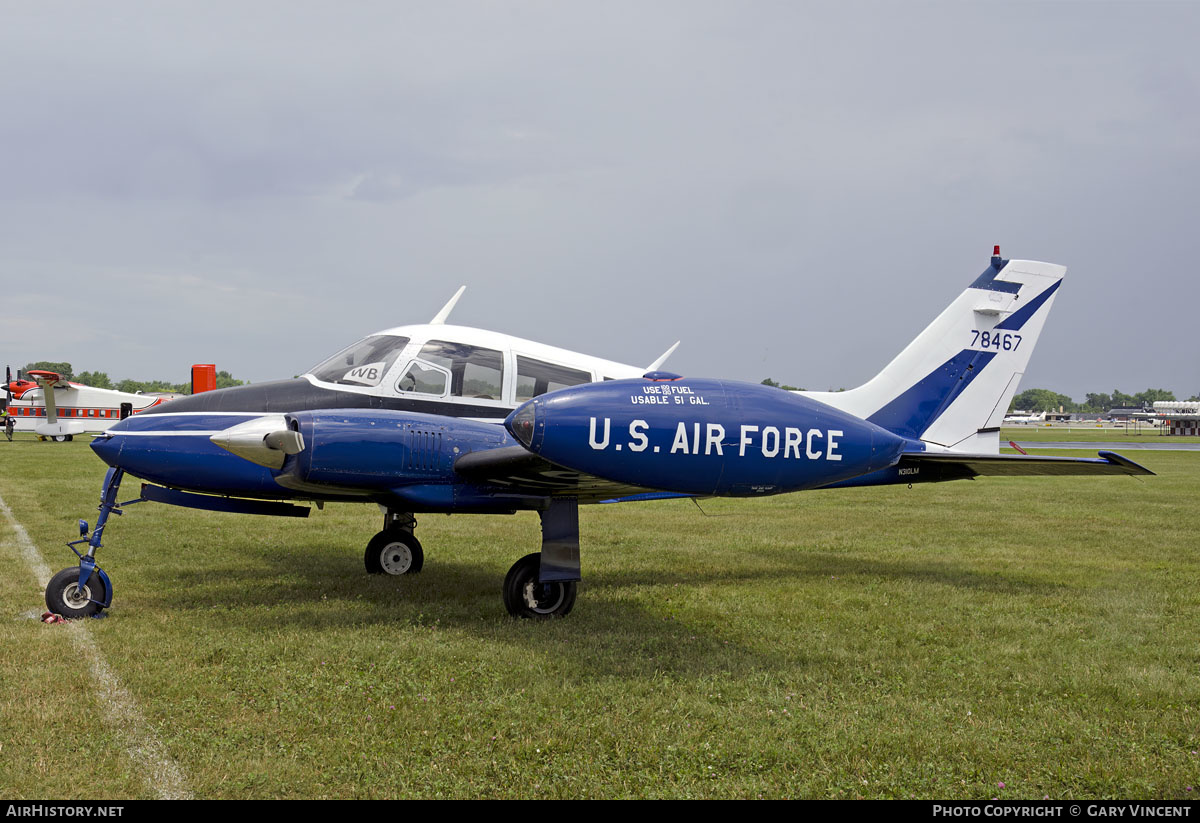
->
left=991, top=245, right=1003, bottom=266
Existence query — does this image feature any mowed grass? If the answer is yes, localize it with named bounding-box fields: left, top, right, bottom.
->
left=1, top=434, right=1198, bottom=799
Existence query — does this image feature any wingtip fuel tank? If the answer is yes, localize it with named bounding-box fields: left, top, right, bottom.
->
left=506, top=376, right=910, bottom=496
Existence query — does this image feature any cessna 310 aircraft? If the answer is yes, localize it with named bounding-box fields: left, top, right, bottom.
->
left=46, top=249, right=1152, bottom=620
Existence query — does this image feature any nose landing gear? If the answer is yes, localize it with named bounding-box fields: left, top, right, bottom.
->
left=47, top=468, right=137, bottom=618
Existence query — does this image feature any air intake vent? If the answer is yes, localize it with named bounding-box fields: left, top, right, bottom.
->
left=407, top=430, right=443, bottom=472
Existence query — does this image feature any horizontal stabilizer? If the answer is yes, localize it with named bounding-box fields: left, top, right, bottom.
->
left=901, top=449, right=1154, bottom=477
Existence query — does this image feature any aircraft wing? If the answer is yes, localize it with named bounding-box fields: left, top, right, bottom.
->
left=26, top=370, right=68, bottom=423
left=27, top=370, right=70, bottom=388
left=899, top=450, right=1154, bottom=478
left=453, top=445, right=680, bottom=503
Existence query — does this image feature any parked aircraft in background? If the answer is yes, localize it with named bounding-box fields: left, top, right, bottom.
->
left=47, top=251, right=1151, bottom=622
left=3, top=368, right=168, bottom=441
left=1002, top=411, right=1045, bottom=424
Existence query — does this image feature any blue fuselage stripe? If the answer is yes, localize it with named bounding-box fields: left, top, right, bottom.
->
left=866, top=350, right=996, bottom=440
left=995, top=279, right=1060, bottom=331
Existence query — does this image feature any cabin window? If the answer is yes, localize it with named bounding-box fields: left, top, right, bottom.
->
left=308, top=335, right=412, bottom=386
left=396, top=360, right=450, bottom=397
left=515, top=356, right=591, bottom=401
left=398, top=341, right=504, bottom=400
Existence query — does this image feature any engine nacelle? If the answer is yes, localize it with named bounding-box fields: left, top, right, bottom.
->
left=506, top=376, right=908, bottom=496
left=285, top=409, right=512, bottom=488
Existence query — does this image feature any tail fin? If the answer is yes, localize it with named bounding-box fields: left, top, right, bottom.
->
left=801, top=250, right=1065, bottom=453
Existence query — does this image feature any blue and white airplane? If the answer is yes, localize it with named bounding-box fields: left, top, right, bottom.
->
left=47, top=249, right=1151, bottom=620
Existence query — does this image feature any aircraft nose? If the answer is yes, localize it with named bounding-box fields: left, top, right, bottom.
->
left=89, top=433, right=122, bottom=468
left=505, top=400, right=541, bottom=450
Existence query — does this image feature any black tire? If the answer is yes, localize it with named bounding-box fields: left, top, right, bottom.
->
left=45, top=567, right=108, bottom=619
left=52, top=435, right=67, bottom=442
left=502, top=553, right=577, bottom=619
left=364, top=530, right=424, bottom=575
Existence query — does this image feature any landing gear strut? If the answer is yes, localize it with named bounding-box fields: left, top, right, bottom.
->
left=502, top=498, right=581, bottom=619
left=365, top=510, right=424, bottom=575
left=47, top=468, right=139, bottom=618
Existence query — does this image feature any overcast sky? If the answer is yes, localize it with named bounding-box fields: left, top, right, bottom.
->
left=1, top=1, right=1196, bottom=400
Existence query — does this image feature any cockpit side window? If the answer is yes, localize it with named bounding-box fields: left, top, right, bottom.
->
left=515, top=356, right=592, bottom=401
left=416, top=341, right=504, bottom=400
left=308, top=335, right=412, bottom=386
left=396, top=360, right=450, bottom=396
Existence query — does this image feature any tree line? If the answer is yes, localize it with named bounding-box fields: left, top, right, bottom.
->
left=762, top=378, right=1198, bottom=413
left=20, top=362, right=245, bottom=395
left=1007, top=387, right=1196, bottom=414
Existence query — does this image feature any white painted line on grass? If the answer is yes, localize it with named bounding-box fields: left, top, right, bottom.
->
left=0, top=493, right=193, bottom=800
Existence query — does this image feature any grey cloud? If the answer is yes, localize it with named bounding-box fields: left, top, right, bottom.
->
left=0, top=2, right=1196, bottom=399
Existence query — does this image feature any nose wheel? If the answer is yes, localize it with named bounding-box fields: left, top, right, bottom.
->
left=45, top=567, right=108, bottom=619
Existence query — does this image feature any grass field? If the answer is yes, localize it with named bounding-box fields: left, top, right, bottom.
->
left=1, top=435, right=1197, bottom=799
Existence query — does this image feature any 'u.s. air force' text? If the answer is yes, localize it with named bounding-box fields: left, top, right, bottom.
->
left=588, top=417, right=843, bottom=460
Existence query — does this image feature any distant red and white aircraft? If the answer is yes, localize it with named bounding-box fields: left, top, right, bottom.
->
left=3, top=368, right=170, bottom=441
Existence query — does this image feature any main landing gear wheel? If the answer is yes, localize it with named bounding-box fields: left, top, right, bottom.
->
left=52, top=435, right=73, bottom=442
left=503, top=553, right=577, bottom=619
left=364, top=530, right=424, bottom=575
left=45, top=567, right=107, bottom=619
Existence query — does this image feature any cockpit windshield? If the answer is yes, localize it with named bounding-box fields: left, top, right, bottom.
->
left=307, top=335, right=412, bottom=387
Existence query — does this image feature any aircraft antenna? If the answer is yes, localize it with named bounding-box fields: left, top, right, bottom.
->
left=430, top=286, right=467, bottom=325
left=689, top=498, right=731, bottom=518
left=645, top=341, right=681, bottom=371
